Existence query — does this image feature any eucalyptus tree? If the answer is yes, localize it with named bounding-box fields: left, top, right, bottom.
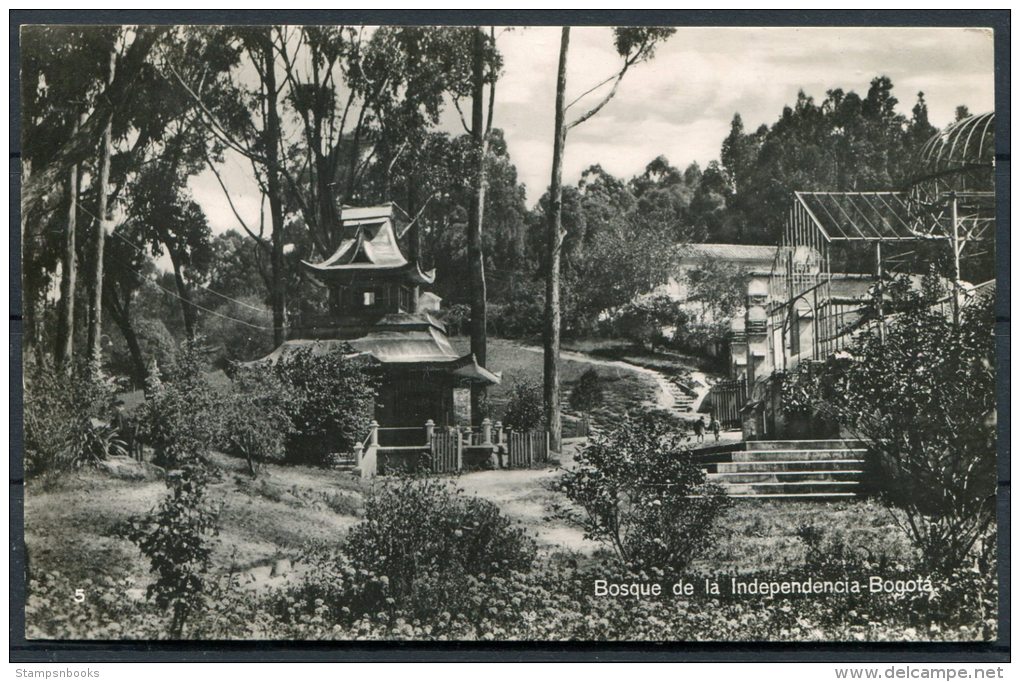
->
left=21, top=26, right=119, bottom=370
left=544, top=27, right=676, bottom=451
left=169, top=25, right=494, bottom=348
left=103, top=223, right=157, bottom=386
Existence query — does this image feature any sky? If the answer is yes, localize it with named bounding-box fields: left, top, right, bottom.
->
left=191, top=26, right=995, bottom=236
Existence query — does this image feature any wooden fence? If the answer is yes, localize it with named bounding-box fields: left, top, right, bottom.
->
left=429, top=431, right=461, bottom=474
left=506, top=430, right=550, bottom=468
left=353, top=419, right=550, bottom=477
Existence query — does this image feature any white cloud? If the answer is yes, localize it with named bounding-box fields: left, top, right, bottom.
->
left=195, top=25, right=995, bottom=228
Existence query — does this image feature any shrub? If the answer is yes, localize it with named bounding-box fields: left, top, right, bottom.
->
left=435, top=303, right=471, bottom=336
left=611, top=295, right=686, bottom=350
left=798, top=274, right=996, bottom=573
left=560, top=411, right=728, bottom=573
left=569, top=368, right=604, bottom=414
left=219, top=364, right=294, bottom=476
left=487, top=297, right=544, bottom=339
left=340, top=478, right=536, bottom=617
left=126, top=462, right=221, bottom=638
left=501, top=378, right=544, bottom=431
left=67, top=420, right=128, bottom=468
left=24, top=361, right=120, bottom=475
left=137, top=340, right=222, bottom=467
left=274, top=347, right=376, bottom=466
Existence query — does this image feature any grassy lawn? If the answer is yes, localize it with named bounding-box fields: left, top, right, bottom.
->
left=562, top=337, right=721, bottom=375
left=23, top=442, right=914, bottom=597
left=23, top=452, right=371, bottom=588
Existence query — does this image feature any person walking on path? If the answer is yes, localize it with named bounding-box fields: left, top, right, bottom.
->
left=710, top=417, right=722, bottom=442
left=693, top=416, right=706, bottom=443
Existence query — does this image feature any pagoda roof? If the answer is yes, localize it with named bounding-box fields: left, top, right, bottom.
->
left=300, top=203, right=435, bottom=284
left=255, top=334, right=499, bottom=385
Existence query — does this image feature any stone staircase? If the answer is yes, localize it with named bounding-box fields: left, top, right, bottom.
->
left=695, top=439, right=868, bottom=500
left=667, top=376, right=699, bottom=413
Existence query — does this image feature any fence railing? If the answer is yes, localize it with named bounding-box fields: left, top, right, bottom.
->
left=349, top=419, right=549, bottom=478
left=505, top=430, right=550, bottom=468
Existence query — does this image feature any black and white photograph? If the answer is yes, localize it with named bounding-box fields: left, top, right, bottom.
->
left=14, top=16, right=1003, bottom=649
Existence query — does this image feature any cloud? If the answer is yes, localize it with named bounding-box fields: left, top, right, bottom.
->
left=489, top=26, right=994, bottom=203
left=193, top=26, right=995, bottom=227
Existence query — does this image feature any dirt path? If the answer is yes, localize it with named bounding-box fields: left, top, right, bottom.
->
left=459, top=438, right=600, bottom=555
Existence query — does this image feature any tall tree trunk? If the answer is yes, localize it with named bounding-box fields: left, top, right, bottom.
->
left=87, top=46, right=117, bottom=372
left=468, top=26, right=489, bottom=425
left=21, top=158, right=40, bottom=365
left=167, top=251, right=197, bottom=341
left=261, top=30, right=287, bottom=348
left=105, top=287, right=146, bottom=388
left=55, top=118, right=83, bottom=374
left=544, top=27, right=570, bottom=453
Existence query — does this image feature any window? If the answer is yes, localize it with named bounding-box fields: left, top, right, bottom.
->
left=398, top=286, right=413, bottom=312
left=362, top=291, right=376, bottom=306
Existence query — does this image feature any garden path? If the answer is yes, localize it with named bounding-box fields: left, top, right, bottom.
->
left=511, top=342, right=710, bottom=418
left=459, top=438, right=600, bottom=555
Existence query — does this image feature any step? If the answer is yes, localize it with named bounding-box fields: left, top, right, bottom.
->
left=716, top=481, right=861, bottom=496
left=730, top=449, right=867, bottom=463
left=708, top=471, right=861, bottom=484
left=745, top=439, right=867, bottom=451
left=726, top=492, right=859, bottom=500
left=707, top=459, right=864, bottom=473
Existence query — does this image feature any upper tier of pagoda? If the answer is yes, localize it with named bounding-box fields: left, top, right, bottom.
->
left=299, top=203, right=435, bottom=286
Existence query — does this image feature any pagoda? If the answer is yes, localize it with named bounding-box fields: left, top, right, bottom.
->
left=264, top=203, right=499, bottom=428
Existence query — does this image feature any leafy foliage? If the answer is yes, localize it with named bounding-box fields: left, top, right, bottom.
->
left=23, top=361, right=121, bottom=475
left=137, top=340, right=222, bottom=467
left=338, top=478, right=536, bottom=618
left=796, top=274, right=996, bottom=572
left=125, top=462, right=222, bottom=638
left=611, top=294, right=688, bottom=350
left=273, top=347, right=377, bottom=465
left=569, top=368, right=604, bottom=413
left=560, top=411, right=729, bottom=572
left=716, top=82, right=940, bottom=245
left=500, top=378, right=545, bottom=431
left=67, top=420, right=128, bottom=469
left=219, top=364, right=295, bottom=476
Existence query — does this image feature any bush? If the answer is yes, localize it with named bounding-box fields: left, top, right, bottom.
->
left=274, top=347, right=376, bottom=466
left=67, top=420, right=128, bottom=468
left=569, top=368, right=604, bottom=414
left=560, top=411, right=728, bottom=573
left=435, top=303, right=471, bottom=336
left=798, top=274, right=996, bottom=573
left=487, top=298, right=544, bottom=339
left=137, top=340, right=222, bottom=467
left=24, top=361, right=121, bottom=475
left=340, top=478, right=536, bottom=617
left=126, top=462, right=221, bottom=638
left=501, top=378, right=544, bottom=431
left=611, top=295, right=686, bottom=350
left=219, top=364, right=294, bottom=476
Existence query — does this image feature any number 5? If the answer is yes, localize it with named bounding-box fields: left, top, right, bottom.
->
left=73, top=588, right=85, bottom=603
